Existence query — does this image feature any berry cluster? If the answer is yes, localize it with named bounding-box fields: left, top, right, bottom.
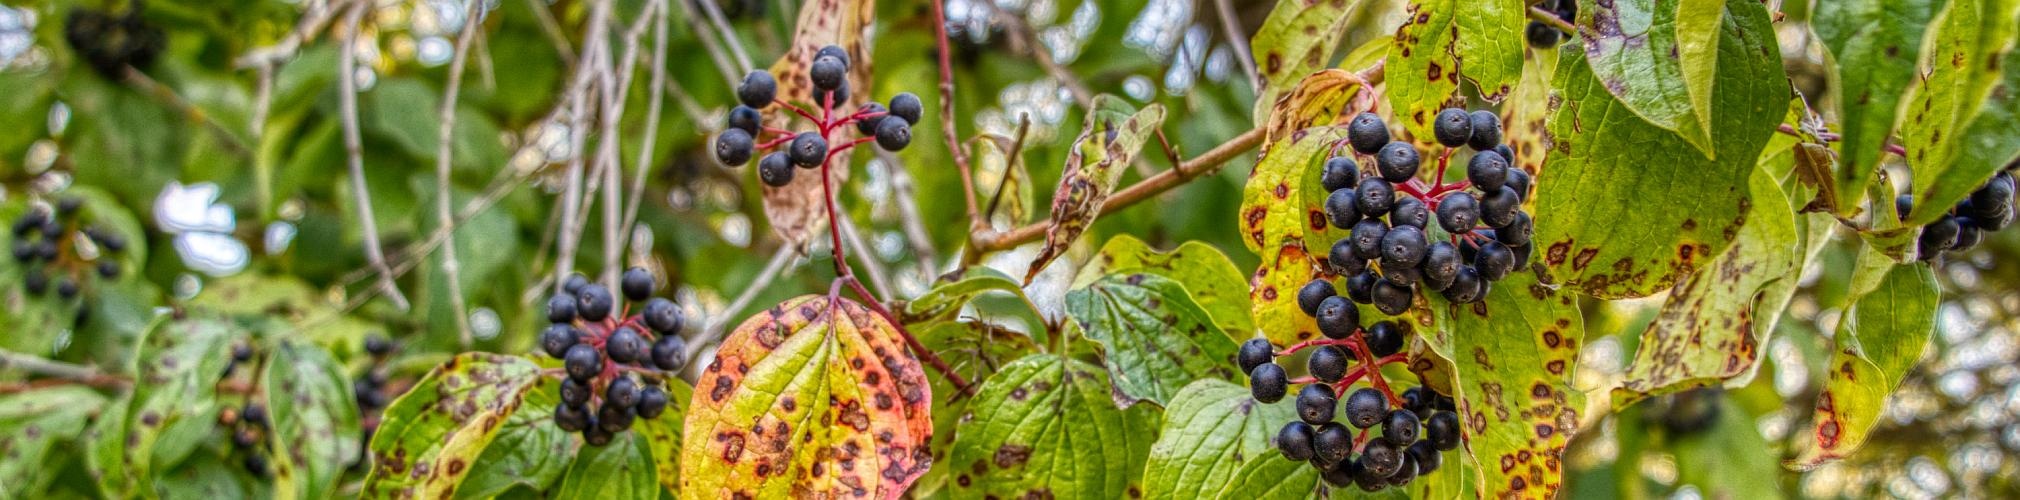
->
left=538, top=269, right=687, bottom=446
left=226, top=400, right=274, bottom=476
left=352, top=336, right=397, bottom=468
left=1239, top=337, right=1462, bottom=491
left=62, top=1, right=166, bottom=78
left=1900, top=170, right=2015, bottom=260
left=713, top=45, right=921, bottom=186
left=1321, top=109, right=1535, bottom=316
left=11, top=198, right=129, bottom=307
left=1525, top=0, right=1577, bottom=49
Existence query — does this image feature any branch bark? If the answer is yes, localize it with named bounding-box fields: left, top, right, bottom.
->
left=433, top=0, right=484, bottom=347
left=337, top=1, right=410, bottom=310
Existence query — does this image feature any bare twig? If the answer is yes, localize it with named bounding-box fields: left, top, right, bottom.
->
left=661, top=76, right=710, bottom=124
left=693, top=0, right=754, bottom=73
left=1213, top=0, right=1259, bottom=89
left=553, top=0, right=615, bottom=293
left=337, top=1, right=411, bottom=311
left=929, top=0, right=983, bottom=229
left=670, top=0, right=747, bottom=88
left=685, top=245, right=797, bottom=361
left=874, top=148, right=940, bottom=277
left=523, top=0, right=577, bottom=63
left=0, top=349, right=124, bottom=388
left=1528, top=5, right=1577, bottom=34
left=836, top=215, right=893, bottom=302
left=621, top=1, right=672, bottom=250
left=234, top=0, right=346, bottom=69
left=433, top=0, right=485, bottom=347
left=122, top=67, right=252, bottom=157
left=977, top=3, right=1093, bottom=107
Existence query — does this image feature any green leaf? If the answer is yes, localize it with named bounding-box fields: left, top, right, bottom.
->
left=1066, top=273, right=1241, bottom=406
left=1140, top=379, right=1297, bottom=500
left=1074, top=235, right=1254, bottom=335
left=629, top=380, right=692, bottom=496
left=1386, top=0, right=1527, bottom=139
left=1531, top=0, right=1786, bottom=298
left=0, top=386, right=106, bottom=495
left=1668, top=397, right=1787, bottom=498
left=947, top=354, right=1158, bottom=499
left=905, top=266, right=1030, bottom=322
left=1580, top=0, right=1719, bottom=155
left=1425, top=271, right=1584, bottom=498
left=1027, top=96, right=1168, bottom=282
left=1675, top=0, right=1723, bottom=151
left=1499, top=48, right=1559, bottom=176
left=263, top=342, right=363, bottom=500
left=362, top=353, right=546, bottom=498
left=1251, top=0, right=1363, bottom=125
left=554, top=433, right=658, bottom=500
left=1613, top=163, right=1803, bottom=407
left=1210, top=454, right=1320, bottom=500
left=102, top=316, right=239, bottom=495
left=1904, top=9, right=2020, bottom=225
left=451, top=380, right=577, bottom=499
left=907, top=319, right=1041, bottom=498
left=1260, top=70, right=1371, bottom=153
left=680, top=296, right=933, bottom=499
left=1239, top=128, right=1351, bottom=346
left=1813, top=0, right=1940, bottom=214
left=1789, top=263, right=1940, bottom=469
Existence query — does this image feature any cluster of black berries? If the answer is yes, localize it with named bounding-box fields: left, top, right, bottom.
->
left=1900, top=170, right=2015, bottom=260
left=538, top=269, right=686, bottom=446
left=1320, top=110, right=1534, bottom=316
left=11, top=198, right=128, bottom=305
left=1526, top=0, right=1577, bottom=49
left=352, top=336, right=396, bottom=468
left=713, top=45, right=922, bottom=187
left=226, top=400, right=273, bottom=476
left=1239, top=338, right=1462, bottom=491
left=62, top=1, right=166, bottom=78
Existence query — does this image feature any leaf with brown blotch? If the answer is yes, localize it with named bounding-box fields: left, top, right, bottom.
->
left=679, top=295, right=933, bottom=500
left=1261, top=69, right=1368, bottom=155
left=1789, top=263, right=1939, bottom=470
left=1250, top=0, right=1364, bottom=127
left=1025, top=96, right=1167, bottom=283
left=759, top=0, right=876, bottom=248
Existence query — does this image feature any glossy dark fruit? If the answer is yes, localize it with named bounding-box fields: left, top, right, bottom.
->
left=1321, top=156, right=1360, bottom=192
left=1348, top=112, right=1391, bottom=154
left=1436, top=192, right=1479, bottom=234
left=606, top=327, right=647, bottom=364
left=1443, top=266, right=1485, bottom=303
left=1497, top=212, right=1534, bottom=247
left=605, top=376, right=641, bottom=409
left=715, top=128, right=754, bottom=166
left=540, top=323, right=579, bottom=358
left=1506, top=168, right=1533, bottom=201
left=242, top=404, right=268, bottom=426
left=597, top=404, right=636, bottom=433
left=1921, top=217, right=1961, bottom=253
left=10, top=241, right=32, bottom=262
left=1345, top=271, right=1379, bottom=304
left=1421, top=241, right=1462, bottom=283
left=1351, top=219, right=1390, bottom=261
left=556, top=403, right=592, bottom=431
left=1381, top=225, right=1429, bottom=268
left=809, top=55, right=847, bottom=92
left=576, top=285, right=615, bottom=321
left=1353, top=460, right=1390, bottom=491
left=637, top=386, right=670, bottom=418
left=738, top=70, right=778, bottom=108
left=1326, top=188, right=1361, bottom=230
left=1382, top=409, right=1421, bottom=446
left=1364, top=321, right=1405, bottom=357
left=1426, top=411, right=1462, bottom=450
left=98, top=260, right=121, bottom=279
left=583, top=423, right=614, bottom=446
left=1371, top=279, right=1414, bottom=316
left=1344, top=388, right=1389, bottom=428
left=1297, top=383, right=1339, bottom=425
left=546, top=293, right=578, bottom=322
left=1297, top=278, right=1337, bottom=316
left=1526, top=21, right=1561, bottom=48
left=560, top=377, right=593, bottom=406
left=1408, top=440, right=1442, bottom=474
left=642, top=297, right=683, bottom=334
left=1467, top=151, right=1509, bottom=192
left=889, top=92, right=924, bottom=124
left=1466, top=110, right=1503, bottom=151
left=1480, top=186, right=1522, bottom=228
left=1316, top=296, right=1360, bottom=340
left=563, top=344, right=603, bottom=381
left=1249, top=363, right=1289, bottom=403
left=1954, top=225, right=1983, bottom=250
left=1331, top=239, right=1367, bottom=276
left=1384, top=266, right=1422, bottom=288
left=1493, top=144, right=1517, bottom=167
left=1433, top=108, right=1473, bottom=148
left=1356, top=178, right=1396, bottom=216
left=789, top=132, right=829, bottom=167
left=1309, top=345, right=1350, bottom=382
left=56, top=279, right=78, bottom=299
left=1385, top=454, right=1419, bottom=486
left=652, top=335, right=687, bottom=372
left=1238, top=338, right=1276, bottom=374
left=759, top=152, right=795, bottom=186
left=1360, top=438, right=1404, bottom=478
left=727, top=105, right=762, bottom=134
left=1376, top=142, right=1422, bottom=182
left=1277, top=421, right=1318, bottom=461
left=1476, top=241, right=1517, bottom=281
left=828, top=80, right=852, bottom=107
left=874, top=118, right=912, bottom=151
left=621, top=267, right=655, bottom=301
left=1313, top=422, right=1355, bottom=465
left=1321, top=453, right=1361, bottom=487
left=1390, top=196, right=1429, bottom=229
left=1400, top=386, right=1435, bottom=418
left=1971, top=171, right=2015, bottom=209
left=855, top=103, right=888, bottom=135
left=563, top=274, right=591, bottom=294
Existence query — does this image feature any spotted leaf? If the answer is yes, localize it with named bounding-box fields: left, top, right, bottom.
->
left=1813, top=0, right=1939, bottom=214
left=1387, top=0, right=1527, bottom=139
left=452, top=380, right=580, bottom=499
left=1531, top=0, right=1785, bottom=298
left=0, top=386, right=105, bottom=495
left=1250, top=0, right=1363, bottom=126
left=1902, top=6, right=2020, bottom=225
left=629, top=380, right=692, bottom=495
left=1210, top=454, right=1321, bottom=500
left=946, top=354, right=1158, bottom=499
left=1140, top=379, right=1298, bottom=500
left=86, top=315, right=237, bottom=497
left=759, top=0, right=876, bottom=248
left=1499, top=48, right=1559, bottom=178
left=554, top=433, right=658, bottom=500
left=1425, top=271, right=1584, bottom=499
left=906, top=319, right=1040, bottom=497
left=1027, top=96, right=1167, bottom=283
left=1577, top=0, right=1721, bottom=156
left=1790, top=263, right=1939, bottom=469
left=1066, top=273, right=1241, bottom=406
left=1238, top=126, right=1349, bottom=259
left=263, top=341, right=363, bottom=500
left=679, top=296, right=933, bottom=500
left=1074, top=235, right=1254, bottom=335
left=362, top=353, right=545, bottom=498
left=1260, top=69, right=1369, bottom=153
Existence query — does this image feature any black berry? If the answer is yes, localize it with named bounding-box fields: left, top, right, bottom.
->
left=1364, top=321, right=1404, bottom=357
left=1296, top=383, right=1338, bottom=425
left=1356, top=178, right=1396, bottom=216
left=605, top=376, right=641, bottom=409
left=1343, top=388, right=1388, bottom=428
left=874, top=118, right=912, bottom=151
left=1497, top=212, right=1534, bottom=247
left=727, top=105, right=762, bottom=135
left=1376, top=142, right=1421, bottom=182
left=738, top=70, right=777, bottom=108
left=888, top=93, right=924, bottom=125
left=1321, top=156, right=1360, bottom=192
left=606, top=327, right=646, bottom=364
left=1313, top=422, right=1354, bottom=465
left=563, top=344, right=602, bottom=381
left=540, top=324, right=579, bottom=358
left=652, top=335, right=687, bottom=372
left=1466, top=110, right=1502, bottom=151
left=1315, top=296, right=1360, bottom=340
left=1432, top=108, right=1472, bottom=148
left=1350, top=219, right=1389, bottom=261
left=1297, top=279, right=1336, bottom=316
left=560, top=377, right=593, bottom=406
left=1420, top=241, right=1462, bottom=284
left=1348, top=113, right=1391, bottom=154
left=1407, top=440, right=1442, bottom=474
left=1360, top=438, right=1404, bottom=478
left=1345, top=271, right=1379, bottom=304
left=1276, top=421, right=1317, bottom=461
left=1382, top=409, right=1420, bottom=446
left=1371, top=279, right=1413, bottom=316
left=576, top=285, right=614, bottom=321
left=1326, top=188, right=1361, bottom=230
left=1238, top=338, right=1276, bottom=374
left=1426, top=411, right=1462, bottom=450
left=1308, top=345, right=1349, bottom=382
left=547, top=293, right=578, bottom=322
left=1390, top=197, right=1429, bottom=229
left=621, top=267, right=655, bottom=301
left=642, top=297, right=684, bottom=334
left=1249, top=363, right=1289, bottom=403
left=636, top=387, right=669, bottom=418
left=1480, top=186, right=1521, bottom=228
left=1380, top=225, right=1428, bottom=268
left=789, top=132, right=829, bottom=167
left=759, top=152, right=796, bottom=187
left=1467, top=151, right=1509, bottom=192
left=810, top=54, right=847, bottom=92
left=1476, top=241, right=1517, bottom=281
left=1526, top=21, right=1561, bottom=48
left=715, top=128, right=754, bottom=166
left=855, top=103, right=888, bottom=135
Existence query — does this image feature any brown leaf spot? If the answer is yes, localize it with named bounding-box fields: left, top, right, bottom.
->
left=1572, top=248, right=1598, bottom=271
left=993, top=444, right=1033, bottom=468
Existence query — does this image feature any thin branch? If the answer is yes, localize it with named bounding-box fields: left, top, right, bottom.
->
left=337, top=1, right=411, bottom=311
left=599, top=0, right=657, bottom=287
left=554, top=0, right=615, bottom=293
left=929, top=0, right=983, bottom=230
left=252, top=65, right=276, bottom=218
left=523, top=0, right=577, bottom=63
left=0, top=349, right=125, bottom=387
left=433, top=0, right=485, bottom=347
left=122, top=67, right=252, bottom=157
left=693, top=0, right=754, bottom=73
left=1528, top=5, right=1577, bottom=34
left=684, top=245, right=797, bottom=362
left=661, top=75, right=710, bottom=124
left=979, top=3, right=1093, bottom=107
left=1213, top=0, right=1260, bottom=90
left=234, top=0, right=346, bottom=69
left=621, top=1, right=672, bottom=251
left=670, top=0, right=747, bottom=88
left=874, top=148, right=940, bottom=277
left=836, top=215, right=893, bottom=302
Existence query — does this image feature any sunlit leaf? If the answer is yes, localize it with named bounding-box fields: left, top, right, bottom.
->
left=1074, top=235, right=1254, bottom=335
left=1250, top=0, right=1364, bottom=126
left=362, top=353, right=546, bottom=498
left=1387, top=0, right=1526, bottom=139
left=1789, top=263, right=1939, bottom=469
left=1066, top=273, right=1240, bottom=405
left=1027, top=95, right=1167, bottom=283
left=1425, top=272, right=1584, bottom=499
left=1813, top=0, right=1939, bottom=214
left=946, top=354, right=1158, bottom=499
left=1140, top=379, right=1297, bottom=500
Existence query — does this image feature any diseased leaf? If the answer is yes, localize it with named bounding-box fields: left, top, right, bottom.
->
left=1674, top=0, right=1723, bottom=155
left=1500, top=48, right=1559, bottom=178
left=1614, top=163, right=1802, bottom=407
left=263, top=342, right=363, bottom=500
left=1790, top=263, right=1940, bottom=469
left=759, top=0, right=876, bottom=247
left=362, top=353, right=546, bottom=498
left=946, top=354, right=1158, bottom=499
left=1387, top=0, right=1527, bottom=139
left=1210, top=454, right=1320, bottom=500
left=1027, top=96, right=1168, bottom=283
left=907, top=319, right=1040, bottom=497
left=971, top=133, right=1037, bottom=225
left=1239, top=127, right=1350, bottom=259
left=1905, top=19, right=2020, bottom=224
left=1951, top=46, right=2020, bottom=177
left=1531, top=0, right=1786, bottom=298
left=91, top=316, right=238, bottom=496
left=1261, top=69, right=1368, bottom=153
left=1251, top=0, right=1364, bottom=125
left=0, top=387, right=106, bottom=495
left=554, top=433, right=657, bottom=500
left=1426, top=272, right=1583, bottom=499
left=1579, top=0, right=1716, bottom=155
left=1813, top=0, right=1939, bottom=214
left=680, top=296, right=933, bottom=500
left=452, top=381, right=579, bottom=499
left=630, top=380, right=692, bottom=495
left=1066, top=273, right=1241, bottom=406
left=1140, top=379, right=1297, bottom=500
left=1074, top=235, right=1255, bottom=335
left=1855, top=173, right=1921, bottom=261
left=1250, top=243, right=1326, bottom=346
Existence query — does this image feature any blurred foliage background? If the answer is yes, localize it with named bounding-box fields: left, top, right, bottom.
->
left=0, top=0, right=2016, bottom=497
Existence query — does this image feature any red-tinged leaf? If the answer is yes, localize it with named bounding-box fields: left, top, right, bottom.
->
left=362, top=353, right=546, bottom=498
left=680, top=295, right=933, bottom=500
left=1789, top=263, right=1939, bottom=469
left=1260, top=70, right=1368, bottom=154
left=1025, top=96, right=1166, bottom=283
left=758, top=0, right=875, bottom=248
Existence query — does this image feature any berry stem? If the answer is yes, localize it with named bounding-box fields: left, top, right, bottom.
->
left=840, top=275, right=975, bottom=397
left=1397, top=181, right=1428, bottom=199
left=774, top=100, right=822, bottom=124
left=762, top=126, right=797, bottom=136
left=1339, top=334, right=1404, bottom=406
left=756, top=135, right=795, bottom=151
left=827, top=136, right=878, bottom=157
left=1432, top=147, right=1454, bottom=189
left=1274, top=337, right=1359, bottom=357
